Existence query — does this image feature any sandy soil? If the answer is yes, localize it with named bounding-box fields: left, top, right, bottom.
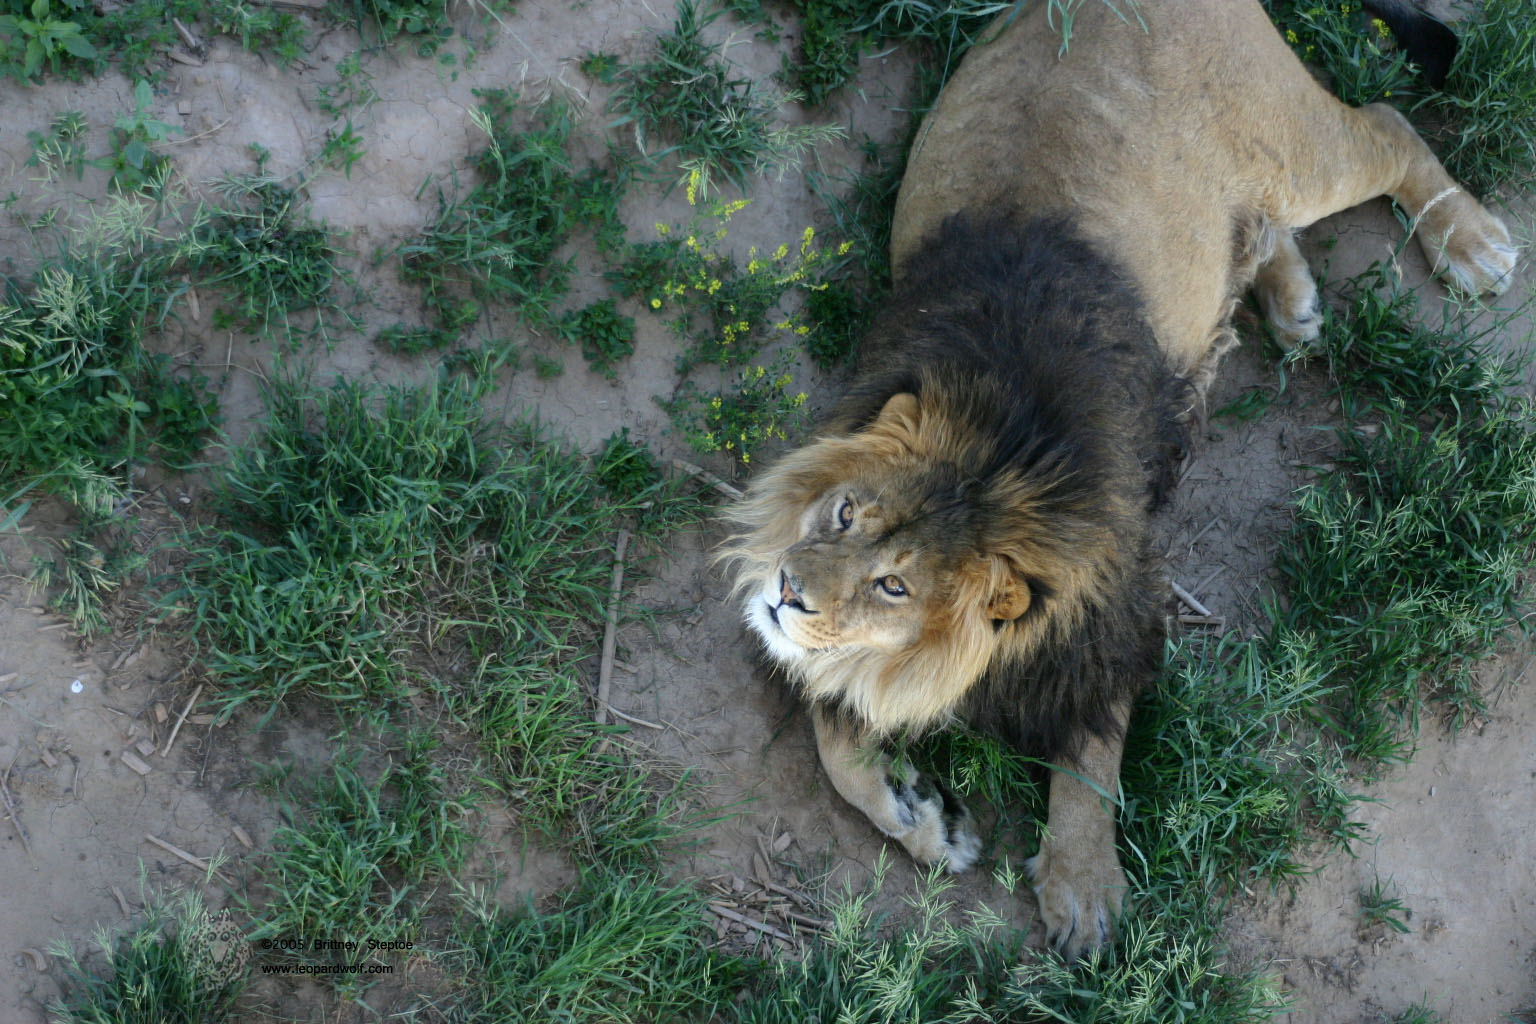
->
left=0, top=3, right=1532, bottom=1022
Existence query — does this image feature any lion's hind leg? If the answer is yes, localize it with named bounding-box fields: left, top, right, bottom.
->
left=810, top=703, right=981, bottom=873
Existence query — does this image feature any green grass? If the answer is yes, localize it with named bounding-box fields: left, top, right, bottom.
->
left=1358, top=873, right=1412, bottom=935
left=396, top=90, right=624, bottom=339
left=48, top=888, right=247, bottom=1024
left=1272, top=265, right=1536, bottom=761
left=453, top=869, right=748, bottom=1022
left=246, top=737, right=473, bottom=992
left=606, top=0, right=843, bottom=197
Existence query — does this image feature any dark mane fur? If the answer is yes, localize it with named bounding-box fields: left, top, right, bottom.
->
left=826, top=214, right=1191, bottom=760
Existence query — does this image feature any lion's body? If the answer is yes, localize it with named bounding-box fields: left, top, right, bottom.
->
left=725, top=0, right=1516, bottom=959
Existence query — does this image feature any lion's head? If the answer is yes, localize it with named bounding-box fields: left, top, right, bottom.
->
left=723, top=389, right=1125, bottom=736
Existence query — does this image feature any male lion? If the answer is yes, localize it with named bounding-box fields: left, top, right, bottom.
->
left=724, top=0, right=1516, bottom=959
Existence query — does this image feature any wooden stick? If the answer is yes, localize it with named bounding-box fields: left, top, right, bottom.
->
left=159, top=684, right=203, bottom=757
left=144, top=833, right=233, bottom=885
left=602, top=702, right=664, bottom=730
left=671, top=459, right=743, bottom=501
left=707, top=902, right=797, bottom=942
left=1170, top=580, right=1212, bottom=618
left=1, top=759, right=32, bottom=857
left=594, top=531, right=631, bottom=728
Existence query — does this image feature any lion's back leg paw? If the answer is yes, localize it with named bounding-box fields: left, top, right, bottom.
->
left=1418, top=189, right=1519, bottom=296
left=1253, top=228, right=1321, bottom=350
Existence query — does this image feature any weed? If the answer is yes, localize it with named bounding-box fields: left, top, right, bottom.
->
left=1359, top=873, right=1412, bottom=934
left=613, top=175, right=849, bottom=370
left=607, top=0, right=843, bottom=196
left=96, top=80, right=179, bottom=195
left=453, top=869, right=746, bottom=1021
left=662, top=358, right=810, bottom=467
left=531, top=351, right=564, bottom=378
left=375, top=322, right=456, bottom=355
left=315, top=49, right=378, bottom=118
left=205, top=0, right=305, bottom=65
left=800, top=274, right=868, bottom=368
left=318, top=117, right=365, bottom=178
left=29, top=525, right=146, bottom=637
left=178, top=167, right=343, bottom=341
left=557, top=297, right=635, bottom=378
left=48, top=887, right=247, bottom=1024
left=0, top=0, right=97, bottom=80
left=25, top=108, right=89, bottom=182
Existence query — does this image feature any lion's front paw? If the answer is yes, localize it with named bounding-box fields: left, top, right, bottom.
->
left=1419, top=192, right=1519, bottom=296
left=1026, top=837, right=1127, bottom=960
left=886, top=772, right=981, bottom=873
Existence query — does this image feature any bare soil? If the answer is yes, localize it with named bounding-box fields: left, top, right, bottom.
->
left=0, top=4, right=1531, bottom=1022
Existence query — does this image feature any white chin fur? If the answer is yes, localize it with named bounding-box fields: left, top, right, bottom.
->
left=745, top=595, right=809, bottom=667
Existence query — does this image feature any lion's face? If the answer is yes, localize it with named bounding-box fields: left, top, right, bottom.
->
left=726, top=394, right=1051, bottom=731
left=745, top=480, right=991, bottom=664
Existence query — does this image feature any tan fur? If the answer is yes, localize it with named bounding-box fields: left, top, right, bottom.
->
left=894, top=0, right=1516, bottom=377
left=726, top=0, right=1516, bottom=960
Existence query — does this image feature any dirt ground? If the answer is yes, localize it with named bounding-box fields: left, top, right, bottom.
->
left=0, top=4, right=1532, bottom=1022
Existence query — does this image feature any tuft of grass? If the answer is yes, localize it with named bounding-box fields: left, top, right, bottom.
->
left=1358, top=873, right=1412, bottom=935
left=1272, top=264, right=1536, bottom=760
left=453, top=869, right=747, bottom=1022
left=397, top=91, right=624, bottom=338
left=248, top=737, right=473, bottom=993
left=607, top=0, right=843, bottom=197
left=48, top=887, right=247, bottom=1024
left=179, top=160, right=346, bottom=343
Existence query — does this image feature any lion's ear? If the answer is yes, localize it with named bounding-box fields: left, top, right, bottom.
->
left=987, top=571, right=1032, bottom=621
left=867, top=392, right=921, bottom=438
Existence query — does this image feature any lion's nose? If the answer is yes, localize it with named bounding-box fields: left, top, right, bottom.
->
left=779, top=570, right=806, bottom=609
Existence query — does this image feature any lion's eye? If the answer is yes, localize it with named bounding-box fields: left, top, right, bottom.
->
left=877, top=575, right=907, bottom=597
left=836, top=497, right=854, bottom=530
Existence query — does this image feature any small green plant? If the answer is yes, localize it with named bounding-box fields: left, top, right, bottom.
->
left=48, top=887, right=247, bottom=1024
left=25, top=108, right=89, bottom=181
left=316, top=49, right=378, bottom=117
left=662, top=358, right=809, bottom=467
left=0, top=0, right=97, bottom=80
left=375, top=322, right=455, bottom=355
left=1359, top=873, right=1413, bottom=934
left=607, top=0, right=843, bottom=196
left=96, top=79, right=179, bottom=194
left=205, top=0, right=305, bottom=65
left=28, top=525, right=147, bottom=637
left=318, top=117, right=365, bottom=178
left=557, top=298, right=635, bottom=378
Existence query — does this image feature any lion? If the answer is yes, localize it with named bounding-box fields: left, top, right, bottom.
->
left=723, top=0, right=1517, bottom=960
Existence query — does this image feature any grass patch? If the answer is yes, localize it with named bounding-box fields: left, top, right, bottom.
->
left=48, top=888, right=247, bottom=1024
left=1272, top=265, right=1536, bottom=760
left=606, top=0, right=843, bottom=196
left=247, top=737, right=472, bottom=992
left=452, top=869, right=747, bottom=1021
left=396, top=90, right=624, bottom=339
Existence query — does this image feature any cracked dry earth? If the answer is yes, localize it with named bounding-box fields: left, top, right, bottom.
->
left=0, top=3, right=1533, bottom=1022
